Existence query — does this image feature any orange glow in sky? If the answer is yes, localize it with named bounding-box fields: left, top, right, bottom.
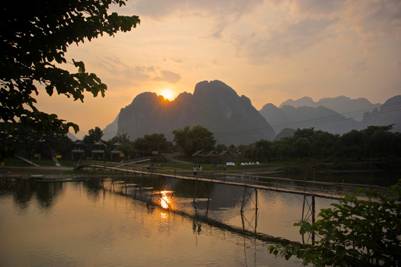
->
left=160, top=88, right=176, bottom=101
left=35, top=1, right=401, bottom=137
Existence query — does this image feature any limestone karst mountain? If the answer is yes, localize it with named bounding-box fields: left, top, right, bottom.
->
left=259, top=103, right=360, bottom=134
left=281, top=97, right=316, bottom=108
left=261, top=95, right=399, bottom=136
left=281, top=96, right=379, bottom=121
left=102, top=115, right=119, bottom=141
left=116, top=80, right=275, bottom=145
left=362, top=95, right=401, bottom=132
left=105, top=84, right=398, bottom=143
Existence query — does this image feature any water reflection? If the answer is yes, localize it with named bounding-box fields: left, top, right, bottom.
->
left=160, top=210, right=169, bottom=220
left=160, top=190, right=173, bottom=209
left=83, top=178, right=103, bottom=200
left=0, top=178, right=305, bottom=266
left=36, top=182, right=64, bottom=208
left=0, top=179, right=64, bottom=209
left=0, top=176, right=327, bottom=245
left=103, top=175, right=337, bottom=245
left=12, top=181, right=34, bottom=209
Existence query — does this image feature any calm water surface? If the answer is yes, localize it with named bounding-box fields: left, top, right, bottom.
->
left=0, top=176, right=335, bottom=267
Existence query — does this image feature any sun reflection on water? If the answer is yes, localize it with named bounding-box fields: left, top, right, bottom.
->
left=160, top=190, right=173, bottom=210
left=160, top=211, right=169, bottom=220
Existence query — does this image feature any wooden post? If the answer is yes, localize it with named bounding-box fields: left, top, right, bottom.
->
left=311, top=195, right=315, bottom=245
left=254, top=188, right=258, bottom=234
left=240, top=187, right=247, bottom=214
left=301, top=195, right=306, bottom=244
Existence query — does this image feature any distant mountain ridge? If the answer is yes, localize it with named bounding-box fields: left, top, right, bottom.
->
left=281, top=96, right=380, bottom=121
left=362, top=95, right=401, bottom=132
left=261, top=95, right=400, bottom=135
left=260, top=103, right=360, bottom=134
left=116, top=80, right=275, bottom=145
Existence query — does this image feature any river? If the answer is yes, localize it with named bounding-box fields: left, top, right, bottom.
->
left=0, top=175, right=341, bottom=267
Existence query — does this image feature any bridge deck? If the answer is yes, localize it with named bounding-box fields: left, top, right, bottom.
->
left=87, top=164, right=352, bottom=200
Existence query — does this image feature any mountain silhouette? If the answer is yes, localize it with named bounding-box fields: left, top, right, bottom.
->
left=116, top=80, right=275, bottom=145
left=260, top=103, right=360, bottom=134
left=281, top=96, right=379, bottom=121
left=106, top=84, right=398, bottom=142
left=281, top=96, right=316, bottom=108
left=362, top=95, right=401, bottom=132
left=103, top=115, right=119, bottom=140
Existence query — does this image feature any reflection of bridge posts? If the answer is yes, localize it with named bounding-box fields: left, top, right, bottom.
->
left=301, top=195, right=316, bottom=244
left=191, top=180, right=211, bottom=234
left=192, top=180, right=199, bottom=215
left=241, top=188, right=259, bottom=267
left=240, top=187, right=259, bottom=234
left=102, top=177, right=302, bottom=249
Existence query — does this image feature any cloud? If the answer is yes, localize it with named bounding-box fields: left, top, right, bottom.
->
left=130, top=0, right=263, bottom=18
left=345, top=0, right=401, bottom=34
left=351, top=59, right=368, bottom=74
left=96, top=56, right=181, bottom=87
left=95, top=57, right=151, bottom=88
left=154, top=70, right=181, bottom=83
left=224, top=0, right=401, bottom=64
left=290, top=0, right=345, bottom=16
left=237, top=17, right=336, bottom=62
left=283, top=0, right=401, bottom=34
left=127, top=0, right=263, bottom=39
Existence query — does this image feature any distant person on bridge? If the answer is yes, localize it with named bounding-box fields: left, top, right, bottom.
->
left=193, top=166, right=198, bottom=176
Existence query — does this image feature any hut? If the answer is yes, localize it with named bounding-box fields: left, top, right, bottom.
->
left=71, top=141, right=86, bottom=161
left=91, top=141, right=106, bottom=160
left=110, top=142, right=124, bottom=161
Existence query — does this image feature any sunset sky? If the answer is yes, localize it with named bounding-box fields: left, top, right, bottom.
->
left=36, top=0, right=401, bottom=136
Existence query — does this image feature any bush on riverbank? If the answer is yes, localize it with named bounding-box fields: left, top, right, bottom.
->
left=269, top=180, right=401, bottom=266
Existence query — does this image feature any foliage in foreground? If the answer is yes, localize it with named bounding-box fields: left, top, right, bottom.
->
left=269, top=181, right=401, bottom=266
left=0, top=0, right=140, bottom=150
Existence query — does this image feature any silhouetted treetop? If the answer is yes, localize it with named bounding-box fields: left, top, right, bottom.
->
left=83, top=127, right=103, bottom=144
left=173, top=125, right=216, bottom=156
left=0, top=0, right=140, bottom=135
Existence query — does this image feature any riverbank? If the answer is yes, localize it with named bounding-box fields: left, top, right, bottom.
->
left=1, top=156, right=400, bottom=186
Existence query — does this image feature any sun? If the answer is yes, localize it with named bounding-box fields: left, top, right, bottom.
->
left=160, top=88, right=175, bottom=101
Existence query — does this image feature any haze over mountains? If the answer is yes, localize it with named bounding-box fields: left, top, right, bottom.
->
left=261, top=95, right=400, bottom=135
left=259, top=104, right=359, bottom=134
left=362, top=95, right=401, bottom=132
left=281, top=96, right=380, bottom=121
left=102, top=80, right=400, bottom=144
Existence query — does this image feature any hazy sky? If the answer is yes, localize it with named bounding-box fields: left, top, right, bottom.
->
left=37, top=0, right=401, bottom=136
